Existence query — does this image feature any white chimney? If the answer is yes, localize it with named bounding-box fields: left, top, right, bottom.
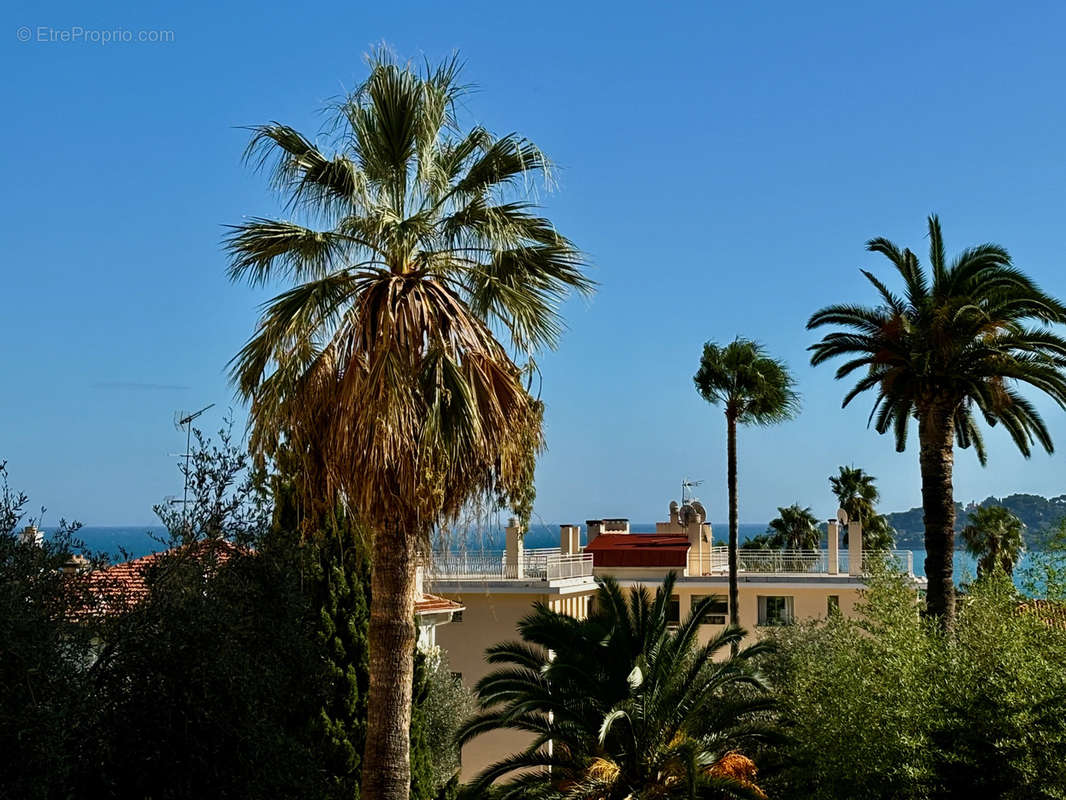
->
left=19, top=525, right=43, bottom=547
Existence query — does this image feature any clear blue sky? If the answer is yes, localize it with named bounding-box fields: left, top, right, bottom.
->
left=3, top=0, right=1065, bottom=527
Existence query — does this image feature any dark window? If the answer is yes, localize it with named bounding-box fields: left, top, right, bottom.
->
left=666, top=595, right=680, bottom=626
left=691, top=595, right=728, bottom=625
left=758, top=595, right=794, bottom=626
left=451, top=610, right=463, bottom=623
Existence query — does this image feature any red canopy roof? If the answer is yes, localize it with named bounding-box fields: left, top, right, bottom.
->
left=584, top=533, right=689, bottom=567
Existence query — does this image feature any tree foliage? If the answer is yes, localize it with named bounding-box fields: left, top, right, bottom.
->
left=961, top=505, right=1025, bottom=577
left=808, top=214, right=1066, bottom=624
left=694, top=337, right=800, bottom=635
left=764, top=504, right=820, bottom=550
left=759, top=569, right=1066, bottom=800
left=0, top=432, right=473, bottom=800
left=828, top=465, right=895, bottom=550
left=225, top=54, right=592, bottom=798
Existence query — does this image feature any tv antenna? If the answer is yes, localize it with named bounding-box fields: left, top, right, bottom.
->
left=173, top=404, right=214, bottom=532
left=681, top=478, right=703, bottom=505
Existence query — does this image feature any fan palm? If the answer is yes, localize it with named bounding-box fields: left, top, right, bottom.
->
left=459, top=573, right=778, bottom=800
left=765, top=504, right=820, bottom=550
left=961, top=505, right=1025, bottom=578
left=694, top=339, right=800, bottom=640
left=225, top=54, right=592, bottom=800
left=808, top=215, right=1066, bottom=626
left=828, top=466, right=895, bottom=551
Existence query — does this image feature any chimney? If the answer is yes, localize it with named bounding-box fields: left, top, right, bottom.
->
left=586, top=520, right=603, bottom=545
left=61, top=554, right=90, bottom=575
left=848, top=520, right=863, bottom=576
left=827, top=520, right=839, bottom=575
left=415, top=564, right=425, bottom=599
left=560, top=524, right=580, bottom=555
left=505, top=517, right=525, bottom=579
left=19, top=525, right=43, bottom=547
left=603, top=518, right=630, bottom=534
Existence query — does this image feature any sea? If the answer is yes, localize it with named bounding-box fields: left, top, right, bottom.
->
left=53, top=522, right=1017, bottom=585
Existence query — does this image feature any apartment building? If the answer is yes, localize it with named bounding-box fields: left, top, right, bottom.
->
left=430, top=499, right=924, bottom=777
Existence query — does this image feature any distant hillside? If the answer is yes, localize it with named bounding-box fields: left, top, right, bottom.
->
left=886, top=493, right=1066, bottom=549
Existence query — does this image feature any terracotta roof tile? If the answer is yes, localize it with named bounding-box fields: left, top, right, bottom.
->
left=82, top=539, right=242, bottom=618
left=1018, top=599, right=1066, bottom=631
left=415, top=593, right=464, bottom=616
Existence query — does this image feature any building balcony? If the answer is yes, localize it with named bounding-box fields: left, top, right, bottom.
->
left=427, top=547, right=595, bottom=583
left=693, top=546, right=915, bottom=577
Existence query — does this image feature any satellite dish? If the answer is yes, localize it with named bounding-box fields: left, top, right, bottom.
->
left=691, top=501, right=706, bottom=521
left=679, top=503, right=697, bottom=527
left=836, top=508, right=849, bottom=525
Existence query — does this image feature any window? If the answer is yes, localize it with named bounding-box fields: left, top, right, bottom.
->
left=666, top=595, right=680, bottom=626
left=451, top=609, right=463, bottom=623
left=827, top=595, right=840, bottom=616
left=691, top=595, right=728, bottom=625
left=757, top=595, right=794, bottom=626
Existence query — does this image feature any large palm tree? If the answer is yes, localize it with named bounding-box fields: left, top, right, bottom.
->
left=828, top=466, right=895, bottom=551
left=961, top=505, right=1025, bottom=578
left=459, top=573, right=777, bottom=799
left=694, top=339, right=800, bottom=639
left=225, top=54, right=592, bottom=800
left=808, top=215, right=1066, bottom=626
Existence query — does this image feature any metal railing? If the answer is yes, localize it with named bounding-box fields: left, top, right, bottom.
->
left=701, top=547, right=915, bottom=576
left=735, top=549, right=831, bottom=574
left=427, top=548, right=593, bottom=582
left=546, top=553, right=594, bottom=580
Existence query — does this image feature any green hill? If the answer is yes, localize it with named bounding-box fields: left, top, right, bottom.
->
left=886, top=493, right=1066, bottom=549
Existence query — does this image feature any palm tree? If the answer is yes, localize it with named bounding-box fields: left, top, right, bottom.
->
left=765, top=504, right=820, bottom=550
left=828, top=466, right=895, bottom=551
left=694, top=339, right=800, bottom=639
left=808, top=215, right=1066, bottom=626
left=225, top=54, right=592, bottom=800
left=459, top=573, right=777, bottom=799
left=962, top=505, right=1025, bottom=578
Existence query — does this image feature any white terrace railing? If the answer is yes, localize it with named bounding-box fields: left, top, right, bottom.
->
left=427, top=547, right=594, bottom=582
left=699, top=547, right=915, bottom=576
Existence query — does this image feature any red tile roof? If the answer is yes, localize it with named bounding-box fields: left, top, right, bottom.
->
left=83, top=539, right=241, bottom=617
left=415, top=593, right=464, bottom=617
left=584, top=533, right=689, bottom=568
left=1018, top=599, right=1066, bottom=631
left=84, top=541, right=462, bottom=621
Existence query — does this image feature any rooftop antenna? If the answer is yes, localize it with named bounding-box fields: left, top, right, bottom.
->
left=173, top=404, right=214, bottom=533
left=681, top=478, right=703, bottom=505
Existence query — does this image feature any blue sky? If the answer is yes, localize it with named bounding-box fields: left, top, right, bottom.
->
left=2, top=0, right=1065, bottom=526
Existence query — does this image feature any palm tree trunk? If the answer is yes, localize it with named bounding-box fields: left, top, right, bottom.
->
left=363, top=523, right=418, bottom=800
left=918, top=406, right=957, bottom=628
left=727, top=413, right=739, bottom=652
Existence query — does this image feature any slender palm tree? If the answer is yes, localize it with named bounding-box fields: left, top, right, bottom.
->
left=765, top=504, right=820, bottom=550
left=828, top=466, right=895, bottom=550
left=962, top=505, right=1025, bottom=578
left=459, top=573, right=778, bottom=800
left=808, top=215, right=1066, bottom=626
left=225, top=54, right=592, bottom=800
left=694, top=339, right=800, bottom=639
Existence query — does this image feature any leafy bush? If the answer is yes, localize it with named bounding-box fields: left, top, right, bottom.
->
left=759, top=569, right=1066, bottom=800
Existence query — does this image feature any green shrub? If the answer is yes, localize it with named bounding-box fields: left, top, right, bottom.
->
left=760, top=569, right=1066, bottom=800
